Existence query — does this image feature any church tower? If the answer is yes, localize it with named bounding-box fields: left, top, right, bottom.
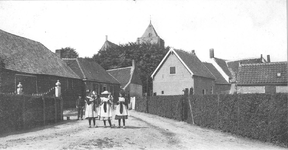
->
left=136, top=21, right=165, bottom=48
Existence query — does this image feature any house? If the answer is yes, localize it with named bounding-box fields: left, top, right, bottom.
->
left=0, top=29, right=83, bottom=108
left=151, top=48, right=215, bottom=95
left=236, top=62, right=288, bottom=93
left=136, top=21, right=165, bottom=48
left=203, top=62, right=230, bottom=94
left=107, top=60, right=143, bottom=98
left=60, top=57, right=121, bottom=101
left=208, top=49, right=267, bottom=94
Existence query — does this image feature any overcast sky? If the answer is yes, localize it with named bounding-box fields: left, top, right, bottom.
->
left=0, top=0, right=286, bottom=62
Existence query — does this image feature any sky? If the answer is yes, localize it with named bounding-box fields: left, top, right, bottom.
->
left=0, top=0, right=286, bottom=62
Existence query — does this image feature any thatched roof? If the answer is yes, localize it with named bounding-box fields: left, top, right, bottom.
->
left=0, top=29, right=79, bottom=79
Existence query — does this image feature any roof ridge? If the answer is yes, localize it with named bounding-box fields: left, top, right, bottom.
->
left=226, top=57, right=262, bottom=62
left=240, top=61, right=287, bottom=67
left=107, top=66, right=132, bottom=71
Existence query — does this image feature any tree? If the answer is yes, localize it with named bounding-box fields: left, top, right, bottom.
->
left=56, top=47, right=79, bottom=58
left=92, top=42, right=169, bottom=95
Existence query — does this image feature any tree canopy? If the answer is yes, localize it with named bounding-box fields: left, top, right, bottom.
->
left=92, top=42, right=169, bottom=95
left=56, top=47, right=79, bottom=58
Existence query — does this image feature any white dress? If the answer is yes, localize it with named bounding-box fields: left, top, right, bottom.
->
left=98, top=97, right=113, bottom=120
left=84, top=96, right=97, bottom=119
left=115, top=97, right=128, bottom=120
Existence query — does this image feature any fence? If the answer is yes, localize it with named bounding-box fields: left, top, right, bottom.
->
left=0, top=93, right=63, bottom=134
left=135, top=92, right=288, bottom=146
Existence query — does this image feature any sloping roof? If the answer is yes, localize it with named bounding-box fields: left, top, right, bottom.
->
left=100, top=40, right=119, bottom=51
left=151, top=48, right=215, bottom=79
left=63, top=58, right=119, bottom=84
left=141, top=22, right=159, bottom=38
left=237, top=62, right=288, bottom=85
left=213, top=57, right=232, bottom=78
left=107, top=65, right=142, bottom=89
left=227, top=57, right=264, bottom=75
left=107, top=67, right=132, bottom=88
left=203, top=62, right=229, bottom=84
left=0, top=29, right=79, bottom=79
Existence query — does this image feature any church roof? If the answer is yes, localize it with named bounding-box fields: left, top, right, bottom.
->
left=141, top=22, right=159, bottom=38
left=100, top=38, right=119, bottom=51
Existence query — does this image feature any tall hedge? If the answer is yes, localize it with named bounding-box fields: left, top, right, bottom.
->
left=135, top=93, right=288, bottom=147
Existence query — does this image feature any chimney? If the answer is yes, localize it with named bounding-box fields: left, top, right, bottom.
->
left=55, top=50, right=62, bottom=58
left=267, top=55, right=270, bottom=63
left=192, top=50, right=196, bottom=55
left=209, top=48, right=214, bottom=58
left=106, top=35, right=108, bottom=41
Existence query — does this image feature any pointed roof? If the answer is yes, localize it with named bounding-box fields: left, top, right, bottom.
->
left=99, top=36, right=119, bottom=51
left=141, top=22, right=159, bottom=38
left=237, top=62, right=288, bottom=85
left=151, top=48, right=215, bottom=79
left=63, top=58, right=119, bottom=84
left=0, top=29, right=79, bottom=79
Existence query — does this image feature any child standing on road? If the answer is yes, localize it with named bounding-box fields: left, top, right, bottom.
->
left=76, top=95, right=85, bottom=120
left=98, top=91, right=113, bottom=128
left=115, top=92, right=128, bottom=128
left=84, top=90, right=98, bottom=128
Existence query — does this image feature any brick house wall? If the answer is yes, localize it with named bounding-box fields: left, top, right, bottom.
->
left=214, top=84, right=231, bottom=94
left=128, top=83, right=143, bottom=97
left=193, top=76, right=215, bottom=95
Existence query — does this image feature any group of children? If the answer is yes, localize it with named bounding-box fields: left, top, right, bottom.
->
left=76, top=90, right=128, bottom=128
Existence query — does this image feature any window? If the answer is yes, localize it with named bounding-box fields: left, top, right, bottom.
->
left=161, top=91, right=164, bottom=94
left=202, top=89, right=206, bottom=95
left=170, top=67, right=176, bottom=74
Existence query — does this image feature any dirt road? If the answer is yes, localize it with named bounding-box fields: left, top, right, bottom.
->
left=0, top=111, right=286, bottom=150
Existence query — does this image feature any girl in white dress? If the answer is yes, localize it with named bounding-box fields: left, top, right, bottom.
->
left=98, top=91, right=113, bottom=128
left=84, top=90, right=98, bottom=128
left=115, top=93, right=128, bottom=128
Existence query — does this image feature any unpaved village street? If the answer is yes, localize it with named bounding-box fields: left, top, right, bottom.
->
left=0, top=111, right=286, bottom=150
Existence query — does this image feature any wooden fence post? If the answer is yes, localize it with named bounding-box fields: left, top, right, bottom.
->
left=42, top=96, right=46, bottom=126
left=22, top=96, right=26, bottom=129
left=54, top=96, right=57, bottom=123
left=217, top=94, right=220, bottom=129
left=60, top=97, right=63, bottom=121
left=188, top=88, right=195, bottom=124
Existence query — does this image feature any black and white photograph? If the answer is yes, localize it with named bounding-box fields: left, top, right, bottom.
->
left=0, top=0, right=287, bottom=149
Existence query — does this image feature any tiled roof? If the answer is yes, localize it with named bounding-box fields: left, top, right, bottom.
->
left=237, top=62, right=288, bottom=85
left=203, top=62, right=229, bottom=84
left=174, top=50, right=215, bottom=79
left=100, top=40, right=119, bottom=51
left=227, top=58, right=263, bottom=75
left=63, top=58, right=119, bottom=84
left=107, top=67, right=132, bottom=88
left=213, top=57, right=232, bottom=77
left=0, top=29, right=80, bottom=79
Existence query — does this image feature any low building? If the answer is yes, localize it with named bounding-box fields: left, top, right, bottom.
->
left=151, top=48, right=215, bottom=95
left=60, top=57, right=121, bottom=101
left=0, top=29, right=83, bottom=108
left=203, top=62, right=230, bottom=94
left=236, top=62, right=288, bottom=94
left=107, top=60, right=143, bottom=98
